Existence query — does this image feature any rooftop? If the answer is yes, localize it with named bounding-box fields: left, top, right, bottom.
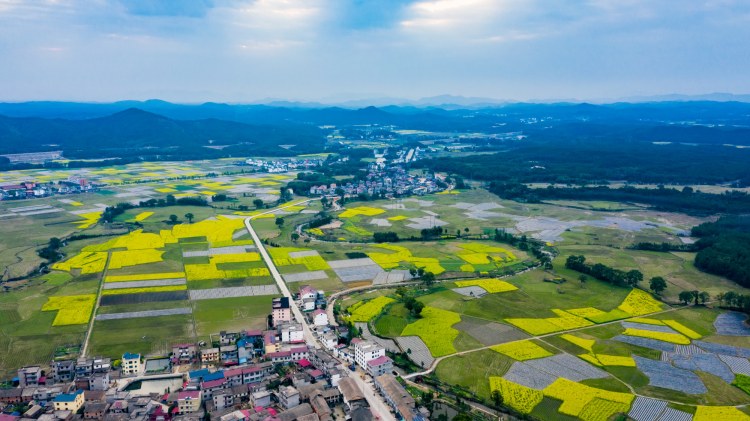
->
left=53, top=389, right=83, bottom=403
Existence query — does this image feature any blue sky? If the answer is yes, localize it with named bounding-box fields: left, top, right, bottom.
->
left=1, top=0, right=749, bottom=103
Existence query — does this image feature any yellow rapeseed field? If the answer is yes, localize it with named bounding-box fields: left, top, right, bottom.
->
left=42, top=295, right=96, bottom=326
left=105, top=272, right=186, bottom=282
left=488, top=377, right=543, bottom=414
left=349, top=296, right=395, bottom=322
left=455, top=278, right=517, bottom=293
left=101, top=285, right=187, bottom=296
left=694, top=406, right=750, bottom=421
left=52, top=251, right=107, bottom=274
left=622, top=328, right=691, bottom=345
left=491, top=340, right=553, bottom=361
left=543, top=378, right=634, bottom=420
left=108, top=249, right=164, bottom=269
left=560, top=334, right=595, bottom=352
left=338, top=206, right=385, bottom=218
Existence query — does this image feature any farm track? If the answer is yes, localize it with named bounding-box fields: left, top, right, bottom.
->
left=81, top=250, right=111, bottom=357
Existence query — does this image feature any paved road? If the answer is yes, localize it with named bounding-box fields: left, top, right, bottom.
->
left=244, top=200, right=320, bottom=349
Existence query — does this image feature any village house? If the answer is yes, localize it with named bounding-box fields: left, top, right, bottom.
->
left=365, top=356, right=393, bottom=378
left=17, top=366, right=42, bottom=387
left=177, top=390, right=202, bottom=414
left=311, top=309, right=329, bottom=327
left=52, top=389, right=84, bottom=412
left=121, top=353, right=141, bottom=376
left=353, top=341, right=385, bottom=368
left=272, top=297, right=292, bottom=325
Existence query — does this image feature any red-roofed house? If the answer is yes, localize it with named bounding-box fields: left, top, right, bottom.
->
left=366, top=356, right=393, bottom=377
left=201, top=379, right=227, bottom=400
left=298, top=285, right=318, bottom=301
left=297, top=359, right=312, bottom=368
left=290, top=346, right=309, bottom=361
left=311, top=309, right=328, bottom=326
left=266, top=351, right=292, bottom=363
left=177, top=391, right=202, bottom=414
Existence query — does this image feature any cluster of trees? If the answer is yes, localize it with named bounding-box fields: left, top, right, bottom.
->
left=677, top=290, right=711, bottom=305
left=37, top=237, right=64, bottom=263
left=395, top=287, right=425, bottom=317
left=420, top=226, right=445, bottom=240
left=716, top=291, right=750, bottom=313
left=423, top=134, right=750, bottom=186
left=494, top=229, right=552, bottom=268
left=691, top=216, right=750, bottom=288
left=565, top=255, right=643, bottom=288
left=408, top=268, right=436, bottom=286
left=168, top=213, right=194, bottom=224
left=101, top=194, right=208, bottom=223
left=373, top=232, right=400, bottom=243
left=630, top=242, right=696, bottom=252
left=285, top=172, right=338, bottom=196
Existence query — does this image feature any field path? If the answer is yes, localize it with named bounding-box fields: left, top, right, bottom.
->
left=244, top=200, right=319, bottom=348
left=81, top=251, right=111, bottom=357
left=402, top=305, right=682, bottom=380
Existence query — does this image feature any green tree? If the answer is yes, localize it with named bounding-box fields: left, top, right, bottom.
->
left=411, top=300, right=425, bottom=317
left=166, top=194, right=176, bottom=206
left=649, top=276, right=667, bottom=295
left=253, top=199, right=264, bottom=209
left=185, top=213, right=194, bottom=223
left=169, top=214, right=178, bottom=224
left=698, top=291, right=710, bottom=305
left=626, top=270, right=643, bottom=287
left=491, top=389, right=503, bottom=407
left=291, top=233, right=300, bottom=243
left=678, top=290, right=694, bottom=305
left=421, top=271, right=436, bottom=287
left=275, top=217, right=285, bottom=228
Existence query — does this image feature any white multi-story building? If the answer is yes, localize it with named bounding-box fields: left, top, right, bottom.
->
left=354, top=341, right=385, bottom=368
left=121, top=353, right=141, bottom=376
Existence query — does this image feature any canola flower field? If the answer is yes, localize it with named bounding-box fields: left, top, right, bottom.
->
left=41, top=295, right=96, bottom=326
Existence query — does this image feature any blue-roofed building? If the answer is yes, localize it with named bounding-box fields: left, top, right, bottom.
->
left=188, top=368, right=210, bottom=382
left=121, top=353, right=141, bottom=376
left=52, top=389, right=84, bottom=412
left=203, top=371, right=225, bottom=382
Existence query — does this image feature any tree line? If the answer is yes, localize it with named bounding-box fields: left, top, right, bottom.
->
left=101, top=194, right=208, bottom=223
left=486, top=182, right=750, bottom=215
left=565, top=255, right=644, bottom=288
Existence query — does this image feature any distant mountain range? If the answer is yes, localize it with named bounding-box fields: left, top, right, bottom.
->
left=1, top=99, right=750, bottom=159
left=0, top=108, right=326, bottom=158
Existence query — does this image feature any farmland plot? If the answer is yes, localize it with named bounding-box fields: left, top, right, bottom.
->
left=633, top=356, right=707, bottom=394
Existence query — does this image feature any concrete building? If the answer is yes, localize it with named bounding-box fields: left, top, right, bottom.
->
left=177, top=390, right=202, bottom=414
left=50, top=360, right=75, bottom=383
left=17, top=366, right=42, bottom=387
left=337, top=378, right=367, bottom=411
left=311, top=310, right=328, bottom=326
left=354, top=342, right=385, bottom=368
left=374, top=374, right=417, bottom=420
left=121, top=353, right=141, bottom=376
left=366, top=356, right=393, bottom=377
left=201, top=348, right=220, bottom=364
left=278, top=385, right=300, bottom=409
left=52, top=389, right=84, bottom=412
left=273, top=297, right=292, bottom=325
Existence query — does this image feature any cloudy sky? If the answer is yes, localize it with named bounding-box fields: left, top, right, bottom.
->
left=1, top=0, right=749, bottom=103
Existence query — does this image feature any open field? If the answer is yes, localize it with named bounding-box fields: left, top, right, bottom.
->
left=4, top=157, right=750, bottom=420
